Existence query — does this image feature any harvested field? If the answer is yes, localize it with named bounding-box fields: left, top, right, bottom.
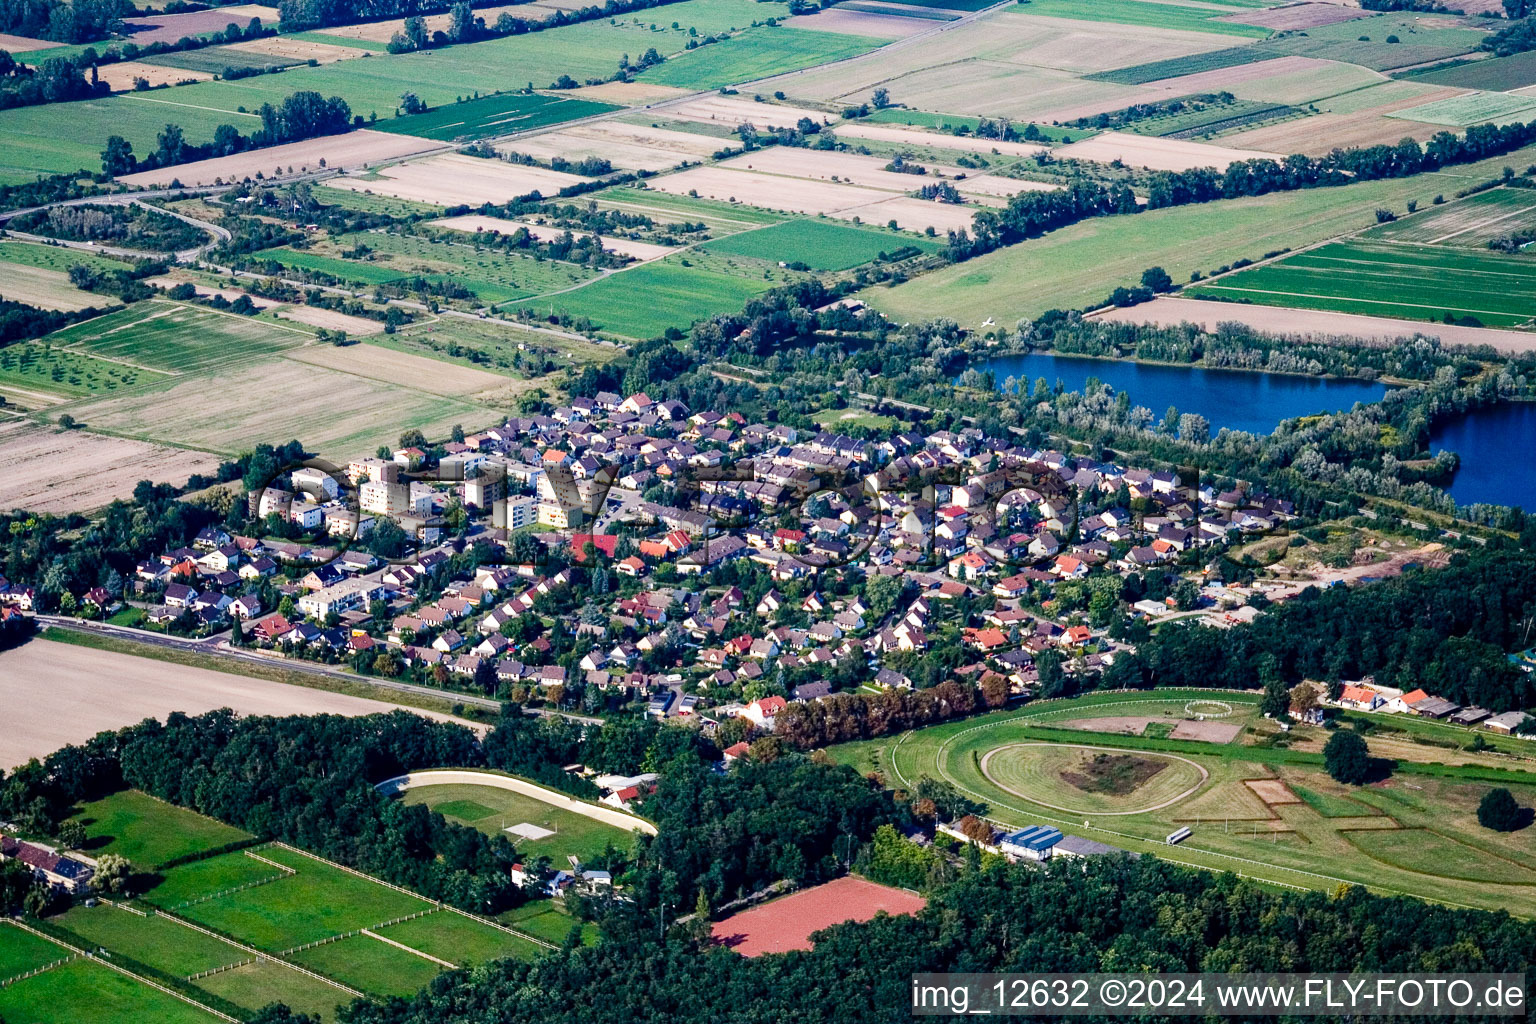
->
left=118, top=4, right=279, bottom=45
left=1219, top=2, right=1368, bottom=30
left=645, top=164, right=891, bottom=214
left=0, top=263, right=103, bottom=311
left=1246, top=779, right=1301, bottom=804
left=274, top=305, right=384, bottom=335
left=1170, top=720, right=1243, bottom=743
left=0, top=421, right=222, bottom=514
left=283, top=341, right=509, bottom=396
left=499, top=121, right=719, bottom=171
left=95, top=60, right=212, bottom=91
left=1415, top=51, right=1536, bottom=92
left=830, top=195, right=981, bottom=233
left=955, top=174, right=1060, bottom=197
left=1221, top=94, right=1458, bottom=153
left=1136, top=55, right=1358, bottom=100
left=567, top=81, right=694, bottom=105
left=786, top=7, right=933, bottom=36
left=1089, top=296, right=1536, bottom=355
left=225, top=34, right=369, bottom=64
left=1054, top=130, right=1279, bottom=170
left=712, top=877, right=926, bottom=957
left=720, top=147, right=966, bottom=192
left=664, top=94, right=831, bottom=129
left=327, top=152, right=586, bottom=206
left=833, top=121, right=1047, bottom=157
left=0, top=638, right=472, bottom=769
left=0, top=32, right=56, bottom=51
left=116, top=129, right=443, bottom=186
left=431, top=214, right=677, bottom=259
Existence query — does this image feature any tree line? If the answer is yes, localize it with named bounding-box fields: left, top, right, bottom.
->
left=101, top=89, right=353, bottom=175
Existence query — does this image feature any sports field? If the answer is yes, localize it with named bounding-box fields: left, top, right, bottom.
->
left=711, top=876, right=926, bottom=957
left=640, top=26, right=887, bottom=87
left=374, top=92, right=620, bottom=142
left=702, top=219, right=938, bottom=270
left=1187, top=240, right=1536, bottom=327
left=826, top=689, right=1536, bottom=915
left=401, top=780, right=635, bottom=864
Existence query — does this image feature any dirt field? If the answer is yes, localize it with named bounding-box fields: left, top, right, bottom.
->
left=1058, top=716, right=1164, bottom=736
left=1217, top=2, right=1368, bottom=29
left=711, top=877, right=926, bottom=957
left=665, top=95, right=831, bottom=129
left=0, top=637, right=473, bottom=769
left=720, top=147, right=970, bottom=192
left=96, top=60, right=212, bottom=91
left=830, top=195, right=980, bottom=233
left=646, top=165, right=891, bottom=214
left=1170, top=720, right=1243, bottom=743
left=1055, top=131, right=1280, bottom=171
left=144, top=274, right=276, bottom=308
left=225, top=35, right=369, bottom=64
left=1090, top=296, right=1536, bottom=354
left=1138, top=55, right=1349, bottom=97
left=274, top=306, right=383, bottom=335
left=1223, top=85, right=1468, bottom=153
left=327, top=152, right=586, bottom=206
left=118, top=4, right=279, bottom=44
left=787, top=8, right=932, bottom=37
left=431, top=214, right=677, bottom=259
left=569, top=81, right=694, bottom=106
left=117, top=130, right=444, bottom=187
left=833, top=122, right=1047, bottom=158
left=955, top=174, right=1060, bottom=198
left=1245, top=779, right=1301, bottom=804
left=0, top=421, right=222, bottom=514
left=0, top=32, right=56, bottom=51
left=500, top=121, right=719, bottom=171
left=0, top=264, right=102, bottom=311
left=283, top=341, right=508, bottom=397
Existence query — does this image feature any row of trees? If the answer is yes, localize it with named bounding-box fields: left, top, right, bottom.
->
left=0, top=0, right=128, bottom=43
left=0, top=52, right=108, bottom=110
left=101, top=90, right=353, bottom=175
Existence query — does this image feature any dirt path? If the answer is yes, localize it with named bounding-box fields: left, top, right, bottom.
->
left=978, top=742, right=1210, bottom=816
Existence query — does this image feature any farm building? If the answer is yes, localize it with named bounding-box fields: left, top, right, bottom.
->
left=0, top=834, right=93, bottom=894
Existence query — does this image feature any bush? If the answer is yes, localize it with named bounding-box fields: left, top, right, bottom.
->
left=1478, top=787, right=1527, bottom=832
left=1323, top=729, right=1371, bottom=785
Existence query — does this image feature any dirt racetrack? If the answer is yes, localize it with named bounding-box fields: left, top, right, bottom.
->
left=117, top=130, right=444, bottom=187
left=0, top=421, right=222, bottom=514
left=0, top=637, right=475, bottom=768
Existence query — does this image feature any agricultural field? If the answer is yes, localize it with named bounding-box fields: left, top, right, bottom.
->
left=1008, top=0, right=1271, bottom=39
left=1052, top=131, right=1280, bottom=172
left=376, top=315, right=615, bottom=377
left=497, top=120, right=723, bottom=172
left=43, top=300, right=307, bottom=375
left=532, top=251, right=797, bottom=338
left=0, top=242, right=122, bottom=311
left=312, top=184, right=445, bottom=216
left=702, top=218, right=938, bottom=270
left=374, top=92, right=620, bottom=143
left=1361, top=187, right=1536, bottom=247
left=589, top=183, right=786, bottom=235
left=827, top=689, right=1536, bottom=915
left=1187, top=240, right=1536, bottom=327
left=866, top=143, right=1536, bottom=322
left=1405, top=50, right=1536, bottom=92
left=399, top=780, right=637, bottom=864
left=638, top=25, right=886, bottom=88
left=865, top=107, right=1098, bottom=142
left=1085, top=44, right=1271, bottom=85
left=257, top=248, right=413, bottom=286
left=114, top=129, right=445, bottom=189
left=138, top=45, right=307, bottom=74
left=1253, top=12, right=1489, bottom=71
left=326, top=152, right=587, bottom=207
left=328, top=229, right=601, bottom=303
left=1121, top=99, right=1299, bottom=139
left=1390, top=89, right=1536, bottom=127
left=0, top=343, right=170, bottom=400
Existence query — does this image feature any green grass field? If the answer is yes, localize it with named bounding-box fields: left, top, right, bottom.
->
left=68, top=789, right=252, bottom=867
left=1187, top=239, right=1536, bottom=327
left=1361, top=187, right=1536, bottom=248
left=0, top=958, right=225, bottom=1024
left=640, top=26, right=887, bottom=87
left=0, top=923, right=71, bottom=977
left=701, top=218, right=938, bottom=269
left=1400, top=50, right=1536, bottom=92
left=290, top=934, right=445, bottom=998
left=258, top=248, right=412, bottom=285
left=399, top=779, right=634, bottom=864
left=1086, top=45, right=1270, bottom=85
left=141, top=850, right=291, bottom=908
left=983, top=743, right=1208, bottom=814
left=826, top=689, right=1536, bottom=915
left=813, top=407, right=899, bottom=432
left=1254, top=12, right=1487, bottom=71
left=52, top=904, right=241, bottom=977
left=533, top=254, right=787, bottom=337
left=1389, top=90, right=1536, bottom=128
left=46, top=300, right=308, bottom=374
left=375, top=910, right=545, bottom=965
left=192, top=960, right=354, bottom=1021
left=1012, top=0, right=1270, bottom=37
left=865, top=143, right=1536, bottom=322
left=0, top=240, right=133, bottom=276
left=140, top=46, right=304, bottom=73
left=499, top=901, right=590, bottom=945
left=0, top=344, right=166, bottom=398
left=378, top=315, right=613, bottom=374
left=312, top=185, right=445, bottom=216
left=590, top=183, right=785, bottom=235
left=373, top=92, right=618, bottom=142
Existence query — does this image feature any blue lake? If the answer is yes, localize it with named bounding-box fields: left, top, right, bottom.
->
left=976, top=351, right=1389, bottom=437
left=975, top=352, right=1536, bottom=510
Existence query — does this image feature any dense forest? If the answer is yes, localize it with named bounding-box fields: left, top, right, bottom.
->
left=0, top=0, right=128, bottom=43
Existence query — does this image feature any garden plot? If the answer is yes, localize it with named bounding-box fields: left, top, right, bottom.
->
left=833, top=121, right=1047, bottom=157
left=96, top=61, right=211, bottom=91
left=1054, top=131, right=1280, bottom=170
left=663, top=94, right=832, bottom=129
left=644, top=164, right=893, bottom=214
left=431, top=214, right=678, bottom=259
left=498, top=121, right=720, bottom=171
left=117, top=130, right=443, bottom=187
left=327, top=153, right=586, bottom=206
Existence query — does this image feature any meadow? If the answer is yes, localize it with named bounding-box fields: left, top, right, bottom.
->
left=1361, top=186, right=1536, bottom=247
left=259, top=247, right=412, bottom=285
left=335, top=230, right=600, bottom=303
left=1254, top=13, right=1487, bottom=71
left=639, top=26, right=887, bottom=87
left=0, top=957, right=225, bottom=1024
left=45, top=300, right=308, bottom=375
left=827, top=689, right=1536, bottom=915
left=140, top=45, right=304, bottom=73
left=68, top=788, right=251, bottom=868
left=400, top=780, right=635, bottom=864
left=0, top=241, right=133, bottom=277
left=701, top=218, right=938, bottom=270
left=374, top=92, right=619, bottom=142
left=866, top=144, right=1536, bottom=322
left=1402, top=50, right=1536, bottom=91
left=535, top=253, right=788, bottom=338
left=312, top=184, right=445, bottom=216
left=1187, top=240, right=1536, bottom=327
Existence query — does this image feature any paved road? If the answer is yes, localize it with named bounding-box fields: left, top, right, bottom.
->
left=37, top=615, right=602, bottom=724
